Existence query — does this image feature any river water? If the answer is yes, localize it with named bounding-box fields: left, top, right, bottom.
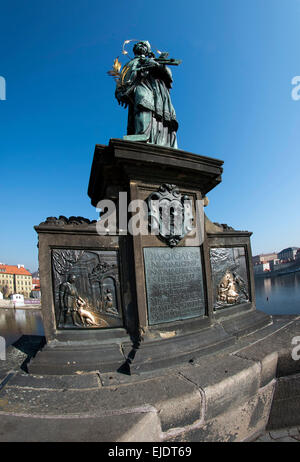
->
left=0, top=272, right=299, bottom=348
left=0, top=309, right=44, bottom=347
left=255, top=271, right=300, bottom=315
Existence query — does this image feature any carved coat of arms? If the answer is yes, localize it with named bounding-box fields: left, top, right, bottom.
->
left=147, top=184, right=194, bottom=247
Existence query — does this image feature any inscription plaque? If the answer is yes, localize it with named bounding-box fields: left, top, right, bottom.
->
left=143, top=247, right=206, bottom=325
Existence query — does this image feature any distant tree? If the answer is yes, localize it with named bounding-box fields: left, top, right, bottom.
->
left=2, top=285, right=9, bottom=299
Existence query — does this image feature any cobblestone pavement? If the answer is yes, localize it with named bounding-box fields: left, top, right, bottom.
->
left=255, top=427, right=300, bottom=442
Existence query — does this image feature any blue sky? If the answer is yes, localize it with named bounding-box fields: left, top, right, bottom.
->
left=0, top=0, right=300, bottom=272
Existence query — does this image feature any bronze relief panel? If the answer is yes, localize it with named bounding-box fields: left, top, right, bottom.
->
left=51, top=249, right=123, bottom=329
left=210, top=247, right=250, bottom=310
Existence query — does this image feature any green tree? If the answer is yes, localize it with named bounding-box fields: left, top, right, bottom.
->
left=2, top=285, right=9, bottom=299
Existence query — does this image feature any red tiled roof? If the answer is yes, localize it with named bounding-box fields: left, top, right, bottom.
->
left=0, top=265, right=32, bottom=276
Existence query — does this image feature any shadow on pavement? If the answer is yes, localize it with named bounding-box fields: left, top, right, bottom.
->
left=12, top=335, right=46, bottom=373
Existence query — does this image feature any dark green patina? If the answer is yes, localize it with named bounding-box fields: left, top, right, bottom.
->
left=115, top=41, right=181, bottom=148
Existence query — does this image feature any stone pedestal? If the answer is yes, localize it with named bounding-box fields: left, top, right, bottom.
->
left=29, top=139, right=271, bottom=375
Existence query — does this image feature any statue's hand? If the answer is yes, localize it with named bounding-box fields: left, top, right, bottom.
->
left=137, top=59, right=159, bottom=72
left=116, top=87, right=130, bottom=108
left=116, top=92, right=123, bottom=106
left=116, top=95, right=128, bottom=108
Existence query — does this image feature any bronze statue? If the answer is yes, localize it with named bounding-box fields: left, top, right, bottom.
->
left=109, top=40, right=181, bottom=148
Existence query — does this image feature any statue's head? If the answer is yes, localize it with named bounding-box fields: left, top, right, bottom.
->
left=225, top=271, right=231, bottom=280
left=133, top=41, right=152, bottom=57
left=68, top=274, right=76, bottom=283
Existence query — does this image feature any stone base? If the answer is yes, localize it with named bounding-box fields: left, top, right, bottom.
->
left=27, top=309, right=271, bottom=375
left=267, top=373, right=300, bottom=430
left=33, top=139, right=263, bottom=376
left=0, top=315, right=299, bottom=442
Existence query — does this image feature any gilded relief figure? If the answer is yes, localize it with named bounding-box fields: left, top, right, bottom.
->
left=217, top=271, right=239, bottom=305
left=77, top=297, right=101, bottom=326
left=59, top=275, right=104, bottom=327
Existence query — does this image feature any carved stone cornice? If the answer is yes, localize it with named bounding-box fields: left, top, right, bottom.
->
left=38, top=216, right=97, bottom=227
